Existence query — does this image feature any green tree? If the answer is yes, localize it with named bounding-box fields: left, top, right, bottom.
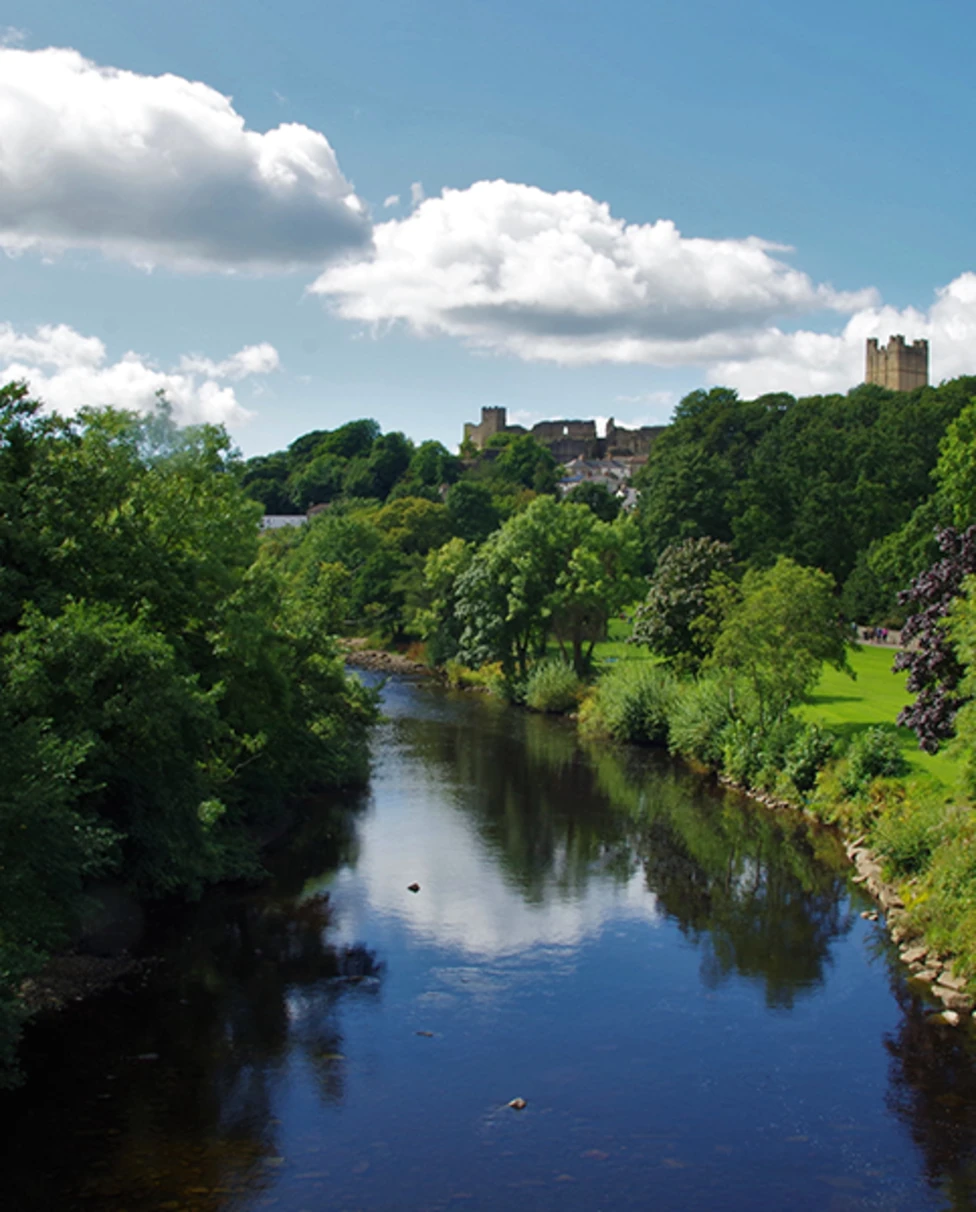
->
left=708, top=557, right=852, bottom=723
left=630, top=537, right=734, bottom=672
left=455, top=497, right=641, bottom=676
left=446, top=480, right=500, bottom=543
left=564, top=480, right=621, bottom=521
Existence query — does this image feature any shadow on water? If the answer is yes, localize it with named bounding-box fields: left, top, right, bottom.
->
left=6, top=678, right=976, bottom=1209
left=3, top=788, right=381, bottom=1211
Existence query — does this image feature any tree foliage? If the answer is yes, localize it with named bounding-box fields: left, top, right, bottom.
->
left=630, top=537, right=734, bottom=672
left=707, top=557, right=852, bottom=723
left=895, top=526, right=976, bottom=753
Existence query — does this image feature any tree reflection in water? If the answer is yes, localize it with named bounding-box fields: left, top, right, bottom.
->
left=885, top=978, right=976, bottom=1208
left=399, top=697, right=853, bottom=1009
left=4, top=789, right=383, bottom=1212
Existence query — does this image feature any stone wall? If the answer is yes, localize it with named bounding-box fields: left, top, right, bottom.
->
left=866, top=335, right=929, bottom=392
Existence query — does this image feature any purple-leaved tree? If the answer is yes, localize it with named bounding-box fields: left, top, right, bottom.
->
left=894, top=526, right=976, bottom=753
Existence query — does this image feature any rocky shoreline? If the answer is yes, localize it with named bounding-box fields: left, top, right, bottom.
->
left=340, top=640, right=433, bottom=677
left=723, top=776, right=973, bottom=1028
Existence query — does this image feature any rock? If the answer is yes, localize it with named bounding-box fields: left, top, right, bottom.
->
left=415, top=1030, right=434, bottom=1037
left=508, top=1098, right=527, bottom=1110
left=938, top=970, right=968, bottom=992
left=852, top=874, right=868, bottom=885
left=913, top=969, right=940, bottom=985
left=900, top=945, right=929, bottom=966
left=934, top=986, right=975, bottom=1013
left=943, top=1010, right=962, bottom=1027
left=407, top=883, right=421, bottom=893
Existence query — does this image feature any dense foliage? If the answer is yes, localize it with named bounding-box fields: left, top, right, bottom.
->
left=635, top=379, right=976, bottom=610
left=0, top=384, right=376, bottom=1084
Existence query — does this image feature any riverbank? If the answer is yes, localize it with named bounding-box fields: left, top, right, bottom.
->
left=340, top=639, right=434, bottom=677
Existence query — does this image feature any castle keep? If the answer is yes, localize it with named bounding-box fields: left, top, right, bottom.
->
left=866, top=335, right=929, bottom=392
left=463, top=407, right=664, bottom=461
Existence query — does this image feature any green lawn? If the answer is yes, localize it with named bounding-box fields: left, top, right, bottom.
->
left=799, top=644, right=961, bottom=788
left=592, top=618, right=961, bottom=790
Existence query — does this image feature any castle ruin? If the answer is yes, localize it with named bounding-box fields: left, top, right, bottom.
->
left=463, top=407, right=664, bottom=462
left=866, top=335, right=928, bottom=392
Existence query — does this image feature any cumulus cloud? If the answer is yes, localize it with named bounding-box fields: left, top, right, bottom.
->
left=0, top=323, right=279, bottom=425
left=383, top=194, right=401, bottom=209
left=708, top=273, right=976, bottom=397
left=0, top=46, right=370, bottom=270
left=311, top=179, right=876, bottom=365
left=410, top=181, right=426, bottom=207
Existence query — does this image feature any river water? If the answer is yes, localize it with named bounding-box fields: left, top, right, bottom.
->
left=5, top=675, right=976, bottom=1211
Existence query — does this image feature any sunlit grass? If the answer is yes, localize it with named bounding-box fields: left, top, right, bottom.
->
left=593, top=617, right=961, bottom=789
left=800, top=644, right=960, bottom=789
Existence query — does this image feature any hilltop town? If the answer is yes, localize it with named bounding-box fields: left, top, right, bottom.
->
left=459, top=334, right=931, bottom=508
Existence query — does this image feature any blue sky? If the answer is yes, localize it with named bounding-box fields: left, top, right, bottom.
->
left=1, top=0, right=974, bottom=455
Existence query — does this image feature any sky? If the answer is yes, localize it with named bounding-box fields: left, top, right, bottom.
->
left=2, top=0, right=975, bottom=456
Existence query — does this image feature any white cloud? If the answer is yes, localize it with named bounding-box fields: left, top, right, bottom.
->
left=383, top=194, right=401, bottom=209
left=0, top=46, right=371, bottom=270
left=708, top=273, right=976, bottom=397
left=410, top=180, right=426, bottom=207
left=0, top=323, right=279, bottom=425
left=312, top=179, right=875, bottom=365
left=0, top=26, right=26, bottom=47
left=179, top=342, right=280, bottom=380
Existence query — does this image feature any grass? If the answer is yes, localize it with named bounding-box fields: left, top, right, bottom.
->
left=800, top=644, right=961, bottom=789
left=593, top=619, right=962, bottom=790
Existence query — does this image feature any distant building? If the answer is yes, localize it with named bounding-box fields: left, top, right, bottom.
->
left=260, top=514, right=307, bottom=530
left=462, top=406, right=664, bottom=460
left=866, top=335, right=928, bottom=392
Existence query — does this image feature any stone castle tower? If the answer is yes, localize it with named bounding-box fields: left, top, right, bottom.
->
left=866, top=335, right=929, bottom=392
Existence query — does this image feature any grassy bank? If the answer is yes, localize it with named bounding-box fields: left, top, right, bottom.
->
left=800, top=644, right=962, bottom=790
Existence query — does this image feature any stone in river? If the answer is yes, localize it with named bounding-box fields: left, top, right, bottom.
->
left=407, top=882, right=421, bottom=893
left=900, top=944, right=929, bottom=965
left=508, top=1097, right=527, bottom=1110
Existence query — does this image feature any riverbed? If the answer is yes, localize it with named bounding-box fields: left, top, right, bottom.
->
left=5, top=675, right=976, bottom=1210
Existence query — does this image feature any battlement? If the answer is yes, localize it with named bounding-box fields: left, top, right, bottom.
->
left=866, top=334, right=929, bottom=392
left=462, top=407, right=664, bottom=459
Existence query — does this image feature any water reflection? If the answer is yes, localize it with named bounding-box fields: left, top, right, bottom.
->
left=886, top=978, right=976, bottom=1206
left=6, top=679, right=976, bottom=1211
left=4, top=793, right=381, bottom=1211
left=370, top=687, right=853, bottom=1007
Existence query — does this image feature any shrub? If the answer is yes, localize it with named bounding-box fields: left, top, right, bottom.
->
left=872, top=794, right=944, bottom=877
left=524, top=659, right=582, bottom=714
left=579, top=662, right=675, bottom=743
left=668, top=676, right=736, bottom=767
left=843, top=727, right=909, bottom=793
left=783, top=723, right=838, bottom=793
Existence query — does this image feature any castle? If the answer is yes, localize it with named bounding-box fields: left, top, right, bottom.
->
left=865, top=335, right=928, bottom=392
left=464, top=338, right=928, bottom=466
left=463, top=406, right=665, bottom=461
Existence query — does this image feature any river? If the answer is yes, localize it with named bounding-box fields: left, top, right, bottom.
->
left=4, top=675, right=976, bottom=1210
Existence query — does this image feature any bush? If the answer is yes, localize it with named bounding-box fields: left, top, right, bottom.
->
left=873, top=794, right=944, bottom=877
left=668, top=676, right=736, bottom=767
left=524, top=659, right=582, bottom=713
left=579, top=662, right=675, bottom=743
left=783, top=723, right=838, bottom=793
left=843, top=727, right=909, bottom=793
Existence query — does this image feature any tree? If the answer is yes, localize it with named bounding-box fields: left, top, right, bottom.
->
left=630, top=537, right=734, bottom=672
left=708, top=557, right=852, bottom=723
left=454, top=497, right=642, bottom=677
left=494, top=434, right=559, bottom=494
left=894, top=526, right=976, bottom=753
left=564, top=480, right=621, bottom=521
left=446, top=480, right=500, bottom=543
